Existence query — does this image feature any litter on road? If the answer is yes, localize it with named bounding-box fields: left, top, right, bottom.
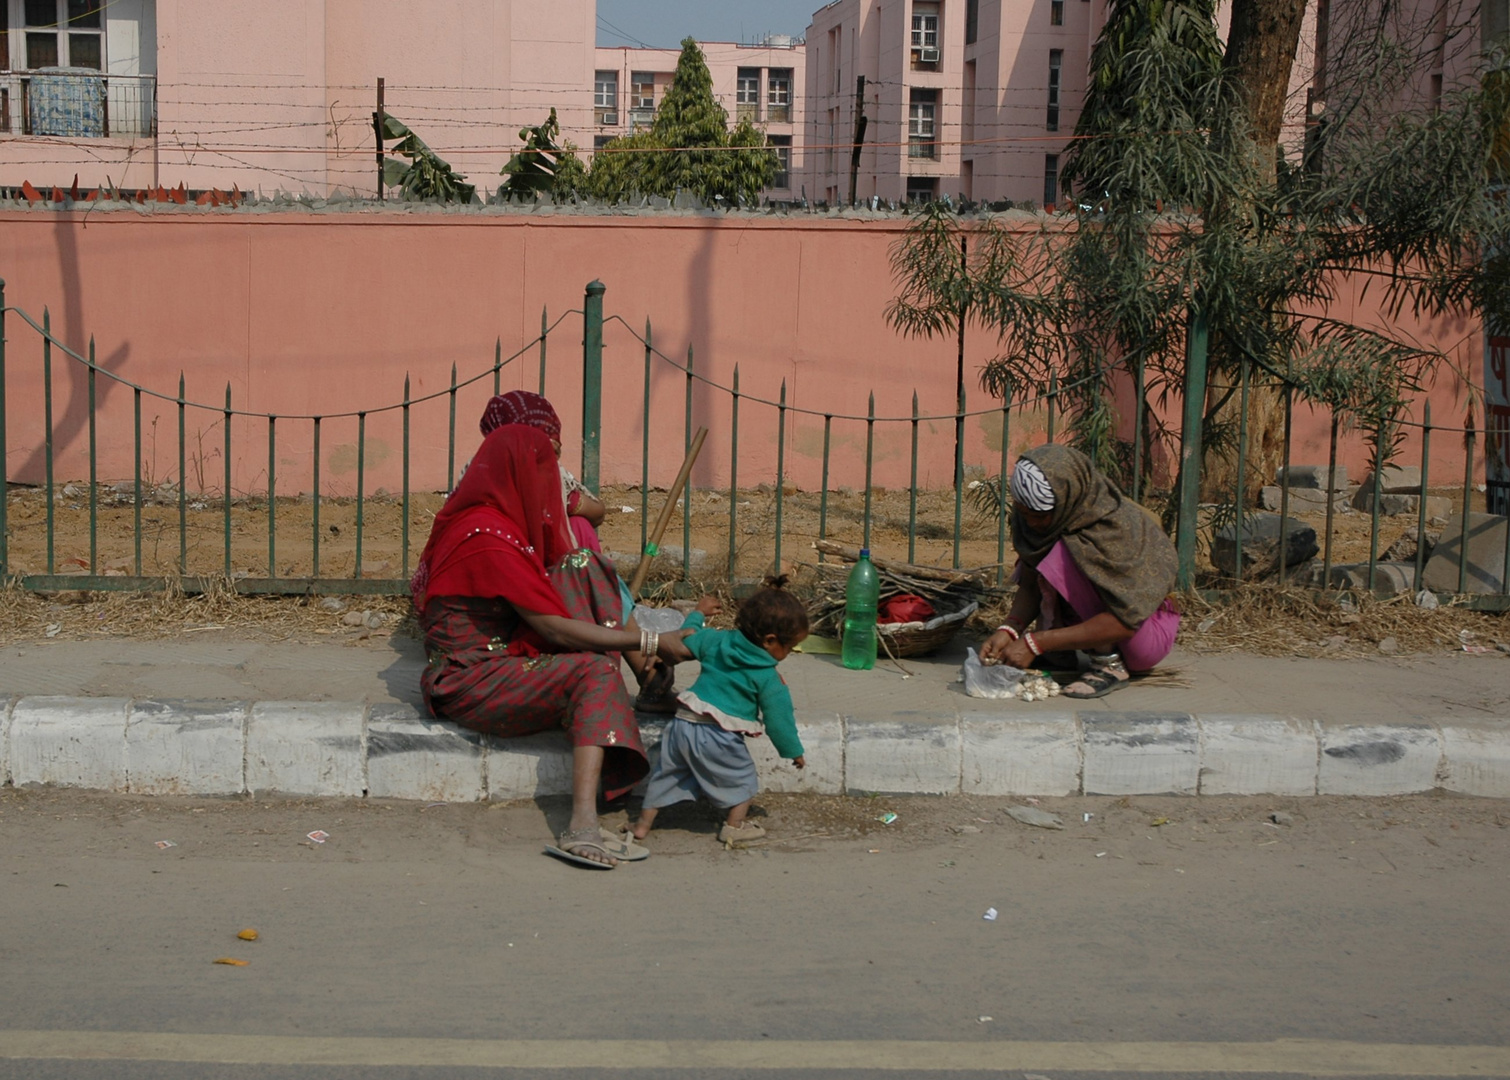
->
left=1005, top=805, right=1064, bottom=830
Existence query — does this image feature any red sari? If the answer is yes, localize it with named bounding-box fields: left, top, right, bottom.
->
left=413, top=425, right=647, bottom=800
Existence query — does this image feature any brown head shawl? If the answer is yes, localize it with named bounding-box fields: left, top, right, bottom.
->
left=1009, top=443, right=1177, bottom=629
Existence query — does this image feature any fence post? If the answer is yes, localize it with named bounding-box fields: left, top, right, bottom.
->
left=1174, top=308, right=1209, bottom=590
left=582, top=280, right=606, bottom=493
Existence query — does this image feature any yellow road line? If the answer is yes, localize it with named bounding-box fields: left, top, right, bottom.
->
left=0, top=1031, right=1507, bottom=1075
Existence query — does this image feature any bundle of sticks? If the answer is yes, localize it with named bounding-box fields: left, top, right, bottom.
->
left=803, top=540, right=1001, bottom=637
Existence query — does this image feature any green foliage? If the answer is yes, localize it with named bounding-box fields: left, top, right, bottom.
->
left=585, top=131, right=667, bottom=203
left=500, top=108, right=588, bottom=200
left=380, top=115, right=475, bottom=204
left=887, top=0, right=1501, bottom=509
left=584, top=38, right=778, bottom=204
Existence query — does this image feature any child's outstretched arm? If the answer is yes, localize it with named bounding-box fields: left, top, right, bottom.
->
left=757, top=674, right=804, bottom=761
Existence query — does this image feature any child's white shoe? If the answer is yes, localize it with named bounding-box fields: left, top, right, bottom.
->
left=719, top=822, right=766, bottom=845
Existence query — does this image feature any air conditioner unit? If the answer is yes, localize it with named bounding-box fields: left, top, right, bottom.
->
left=919, top=46, right=941, bottom=62
left=601, top=112, right=618, bottom=125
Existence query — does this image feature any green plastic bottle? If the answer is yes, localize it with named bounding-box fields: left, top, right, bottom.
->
left=841, top=549, right=880, bottom=670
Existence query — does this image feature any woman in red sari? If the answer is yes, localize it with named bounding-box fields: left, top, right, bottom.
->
left=413, top=424, right=690, bottom=868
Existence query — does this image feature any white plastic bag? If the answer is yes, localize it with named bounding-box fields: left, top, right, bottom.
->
left=963, top=647, right=1027, bottom=699
left=632, top=604, right=687, bottom=633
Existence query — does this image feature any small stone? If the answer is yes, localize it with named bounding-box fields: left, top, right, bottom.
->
left=1376, top=636, right=1398, bottom=655
left=949, top=824, right=982, bottom=834
left=1415, top=590, right=1439, bottom=609
left=1322, top=634, right=1348, bottom=649
left=1275, top=464, right=1347, bottom=490
left=340, top=611, right=364, bottom=627
left=319, top=598, right=347, bottom=614
left=1269, top=811, right=1294, bottom=826
left=364, top=611, right=386, bottom=629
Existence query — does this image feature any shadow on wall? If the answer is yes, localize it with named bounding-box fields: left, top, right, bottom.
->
left=16, top=214, right=131, bottom=485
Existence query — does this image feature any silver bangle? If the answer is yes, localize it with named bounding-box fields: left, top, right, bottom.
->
left=640, top=629, right=658, bottom=657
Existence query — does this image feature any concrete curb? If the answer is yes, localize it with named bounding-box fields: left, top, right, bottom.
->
left=2, top=697, right=1509, bottom=800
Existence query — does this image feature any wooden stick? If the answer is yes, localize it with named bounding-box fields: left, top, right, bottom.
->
left=811, top=539, right=994, bottom=584
left=630, top=426, right=708, bottom=598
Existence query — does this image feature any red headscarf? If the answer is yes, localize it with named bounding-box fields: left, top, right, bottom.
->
left=411, top=425, right=575, bottom=623
left=480, top=390, right=562, bottom=441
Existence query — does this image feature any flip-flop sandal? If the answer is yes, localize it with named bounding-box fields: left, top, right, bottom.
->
left=543, top=828, right=617, bottom=870
left=600, top=828, right=650, bottom=861
left=1061, top=667, right=1131, bottom=699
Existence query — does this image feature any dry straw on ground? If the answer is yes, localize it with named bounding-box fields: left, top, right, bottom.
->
left=0, top=575, right=1503, bottom=660
left=1177, top=585, right=1507, bottom=658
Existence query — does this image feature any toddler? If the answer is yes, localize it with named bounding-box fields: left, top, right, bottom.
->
left=627, top=577, right=808, bottom=845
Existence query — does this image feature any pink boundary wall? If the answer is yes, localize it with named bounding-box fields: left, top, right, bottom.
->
left=0, top=209, right=1484, bottom=499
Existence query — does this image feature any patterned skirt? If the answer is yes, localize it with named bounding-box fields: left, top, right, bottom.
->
left=418, top=550, right=647, bottom=800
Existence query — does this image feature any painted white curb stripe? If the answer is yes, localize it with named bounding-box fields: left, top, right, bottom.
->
left=2, top=698, right=1509, bottom=798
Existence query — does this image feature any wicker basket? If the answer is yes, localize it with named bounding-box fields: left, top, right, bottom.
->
left=873, top=599, right=980, bottom=658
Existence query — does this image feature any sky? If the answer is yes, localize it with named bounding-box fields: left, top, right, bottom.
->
left=594, top=0, right=820, bottom=49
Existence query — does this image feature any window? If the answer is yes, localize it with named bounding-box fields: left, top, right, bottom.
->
left=966, top=0, right=979, bottom=44
left=630, top=71, right=655, bottom=126
left=594, top=134, right=615, bottom=152
left=1044, top=153, right=1060, bottom=207
left=830, top=26, right=841, bottom=92
left=825, top=108, right=837, bottom=173
left=908, top=88, right=938, bottom=159
left=768, top=134, right=792, bottom=188
left=21, top=0, right=101, bottom=69
left=1051, top=0, right=1064, bottom=24
left=736, top=67, right=760, bottom=121
left=911, top=2, right=940, bottom=50
left=594, top=70, right=618, bottom=124
left=906, top=176, right=939, bottom=204
left=4, top=0, right=154, bottom=137
left=1047, top=50, right=1061, bottom=131
left=767, top=68, right=791, bottom=122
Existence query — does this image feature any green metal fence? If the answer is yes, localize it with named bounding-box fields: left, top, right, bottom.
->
left=1, top=278, right=1506, bottom=603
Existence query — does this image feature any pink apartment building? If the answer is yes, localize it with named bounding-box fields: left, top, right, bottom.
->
left=802, top=0, right=1322, bottom=206
left=0, top=1, right=805, bottom=200
left=592, top=39, right=806, bottom=198
left=0, top=0, right=599, bottom=196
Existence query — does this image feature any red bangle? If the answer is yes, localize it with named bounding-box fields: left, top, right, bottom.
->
left=1024, top=632, right=1042, bottom=656
left=997, top=624, right=1021, bottom=641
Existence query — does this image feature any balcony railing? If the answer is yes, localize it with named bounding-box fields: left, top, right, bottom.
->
left=0, top=71, right=156, bottom=139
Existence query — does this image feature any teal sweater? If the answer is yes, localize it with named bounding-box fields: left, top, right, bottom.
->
left=677, top=612, right=804, bottom=760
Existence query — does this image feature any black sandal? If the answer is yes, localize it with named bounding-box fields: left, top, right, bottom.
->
left=1061, top=656, right=1130, bottom=699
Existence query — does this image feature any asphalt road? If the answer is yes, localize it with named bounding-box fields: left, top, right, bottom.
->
left=1, top=788, right=1507, bottom=1080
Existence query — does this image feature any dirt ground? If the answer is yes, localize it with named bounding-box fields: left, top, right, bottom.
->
left=2, top=482, right=1504, bottom=658
left=2, top=784, right=1505, bottom=867
left=4, top=481, right=1465, bottom=584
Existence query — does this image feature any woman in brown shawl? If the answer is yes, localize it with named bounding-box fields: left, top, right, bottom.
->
left=980, top=443, right=1180, bottom=697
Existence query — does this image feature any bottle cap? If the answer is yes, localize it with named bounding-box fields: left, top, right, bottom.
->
left=859, top=548, right=870, bottom=558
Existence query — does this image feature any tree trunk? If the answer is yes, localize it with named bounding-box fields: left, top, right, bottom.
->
left=1222, top=0, right=1311, bottom=162
left=1204, top=0, right=1310, bottom=503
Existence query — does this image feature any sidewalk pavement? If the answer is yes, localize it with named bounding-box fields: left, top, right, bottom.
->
left=2, top=633, right=1508, bottom=801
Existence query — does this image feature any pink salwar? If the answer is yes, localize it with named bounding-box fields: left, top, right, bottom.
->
left=1032, top=540, right=1179, bottom=671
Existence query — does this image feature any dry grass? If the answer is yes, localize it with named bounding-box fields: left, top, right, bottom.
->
left=0, top=578, right=417, bottom=647
left=1177, top=585, right=1508, bottom=658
